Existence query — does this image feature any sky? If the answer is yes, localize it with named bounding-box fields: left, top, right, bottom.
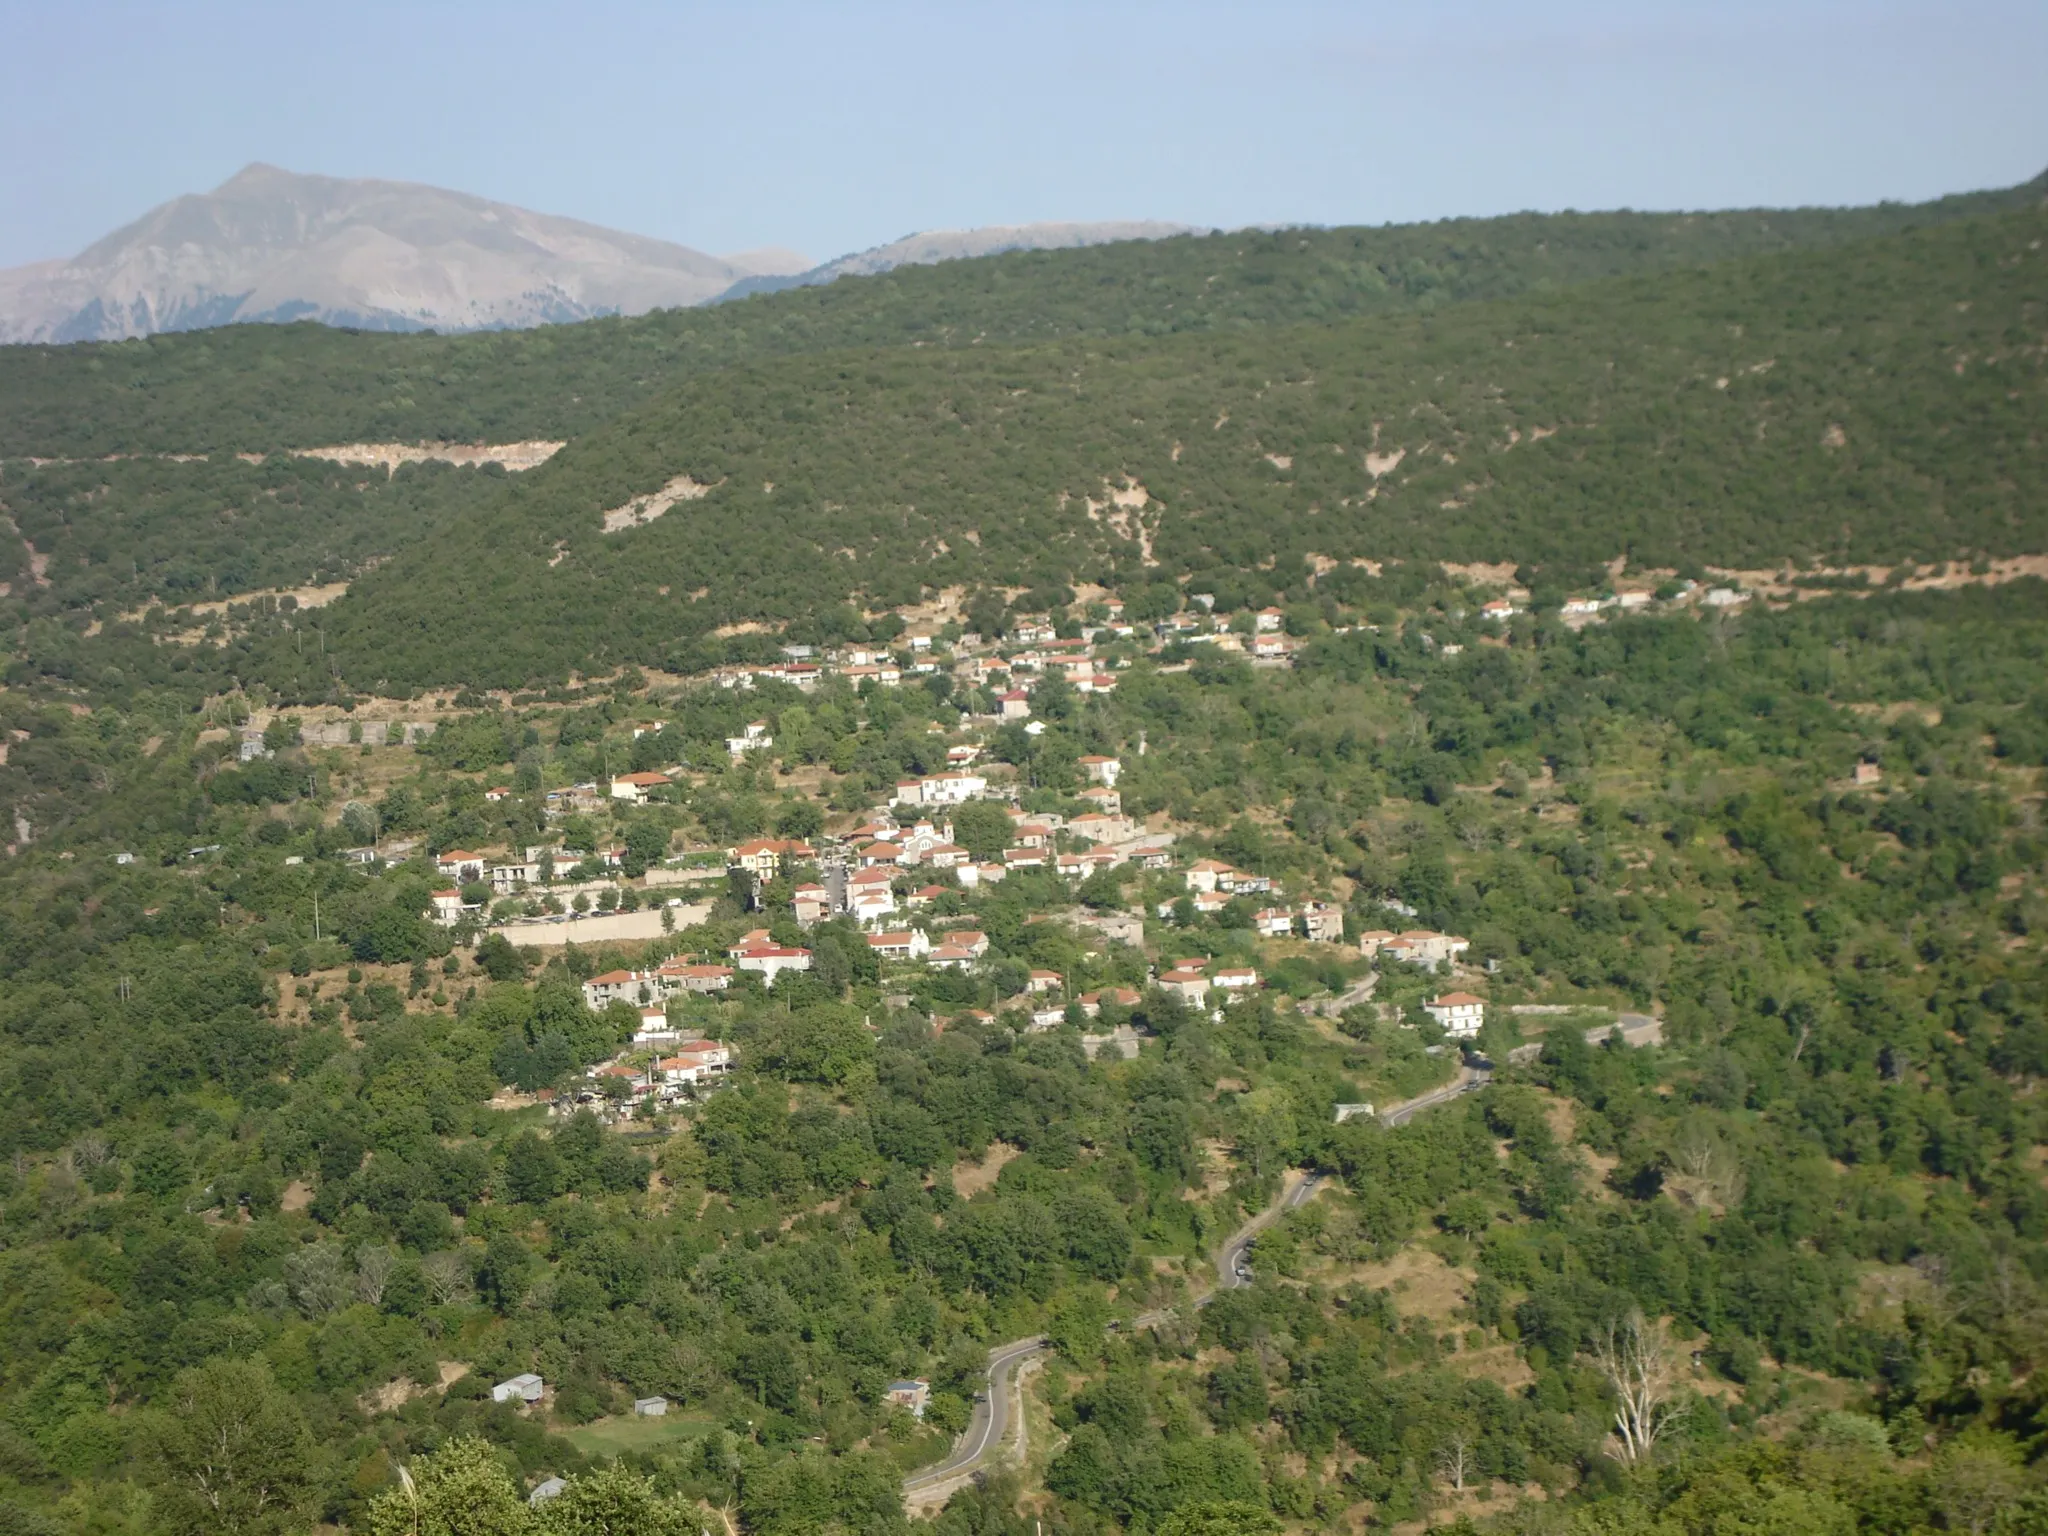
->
left=1, top=0, right=2044, bottom=270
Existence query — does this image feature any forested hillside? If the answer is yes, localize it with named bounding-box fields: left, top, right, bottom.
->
left=1, top=569, right=2045, bottom=1534
left=0, top=167, right=2046, bottom=1536
left=294, top=201, right=2048, bottom=692
left=0, top=171, right=2038, bottom=457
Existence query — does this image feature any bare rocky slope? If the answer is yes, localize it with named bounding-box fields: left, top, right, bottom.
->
left=0, top=163, right=812, bottom=342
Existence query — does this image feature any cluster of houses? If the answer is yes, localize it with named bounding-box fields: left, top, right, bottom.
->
left=582, top=1029, right=734, bottom=1108
left=404, top=606, right=1511, bottom=1059
left=721, top=756, right=1176, bottom=930
left=695, top=609, right=1310, bottom=716
left=1357, top=928, right=1470, bottom=969
left=581, top=957, right=738, bottom=1008
left=553, top=994, right=737, bottom=1117
left=679, top=744, right=1495, bottom=1035
left=1152, top=605, right=1301, bottom=662
left=1510, top=582, right=1744, bottom=624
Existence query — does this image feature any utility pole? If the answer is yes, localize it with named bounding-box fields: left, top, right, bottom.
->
left=313, top=888, right=321, bottom=942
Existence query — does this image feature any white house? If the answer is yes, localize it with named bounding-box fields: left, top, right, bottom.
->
left=435, top=848, right=487, bottom=884
left=1424, top=992, right=1486, bottom=1037
left=493, top=1374, right=544, bottom=1404
left=656, top=1040, right=732, bottom=1085
left=847, top=863, right=896, bottom=894
left=866, top=929, right=933, bottom=961
left=1252, top=907, right=1294, bottom=938
left=633, top=1006, right=678, bottom=1046
left=429, top=890, right=465, bottom=926
left=1184, top=860, right=1242, bottom=894
left=609, top=772, right=672, bottom=805
left=1079, top=755, right=1122, bottom=787
left=727, top=720, right=775, bottom=758
left=852, top=890, right=899, bottom=925
left=919, top=772, right=987, bottom=805
left=730, top=942, right=813, bottom=986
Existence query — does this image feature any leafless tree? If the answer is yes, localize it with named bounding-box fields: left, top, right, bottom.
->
left=1434, top=1430, right=1475, bottom=1492
left=355, top=1244, right=398, bottom=1306
left=1670, top=1117, right=1746, bottom=1208
left=1586, top=1309, right=1685, bottom=1463
left=70, top=1133, right=113, bottom=1169
left=285, top=1244, right=353, bottom=1318
left=420, top=1251, right=474, bottom=1307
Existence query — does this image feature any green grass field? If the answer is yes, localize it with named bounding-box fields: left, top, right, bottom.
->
left=561, top=1412, right=719, bottom=1457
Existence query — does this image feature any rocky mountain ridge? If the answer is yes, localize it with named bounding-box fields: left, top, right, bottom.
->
left=0, top=165, right=1203, bottom=343
left=717, top=219, right=1197, bottom=301
left=0, top=164, right=811, bottom=343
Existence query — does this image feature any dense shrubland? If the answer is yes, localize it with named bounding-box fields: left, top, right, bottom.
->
left=2, top=171, right=2036, bottom=458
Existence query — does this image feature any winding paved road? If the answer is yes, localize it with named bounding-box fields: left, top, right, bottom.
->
left=902, top=1334, right=1047, bottom=1501
left=1506, top=1012, right=1663, bottom=1066
left=902, top=1174, right=1325, bottom=1499
left=900, top=1015, right=1668, bottom=1502
left=1379, top=1063, right=1490, bottom=1125
left=1215, top=1169, right=1322, bottom=1288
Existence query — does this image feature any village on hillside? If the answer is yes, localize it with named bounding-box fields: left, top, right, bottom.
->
left=239, top=597, right=1546, bottom=1122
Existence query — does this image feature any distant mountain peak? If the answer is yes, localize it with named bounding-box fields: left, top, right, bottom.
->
left=0, top=166, right=813, bottom=344
left=218, top=161, right=292, bottom=187
left=715, top=219, right=1199, bottom=302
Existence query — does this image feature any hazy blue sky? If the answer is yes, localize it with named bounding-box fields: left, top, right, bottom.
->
left=2, top=0, right=2043, bottom=268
